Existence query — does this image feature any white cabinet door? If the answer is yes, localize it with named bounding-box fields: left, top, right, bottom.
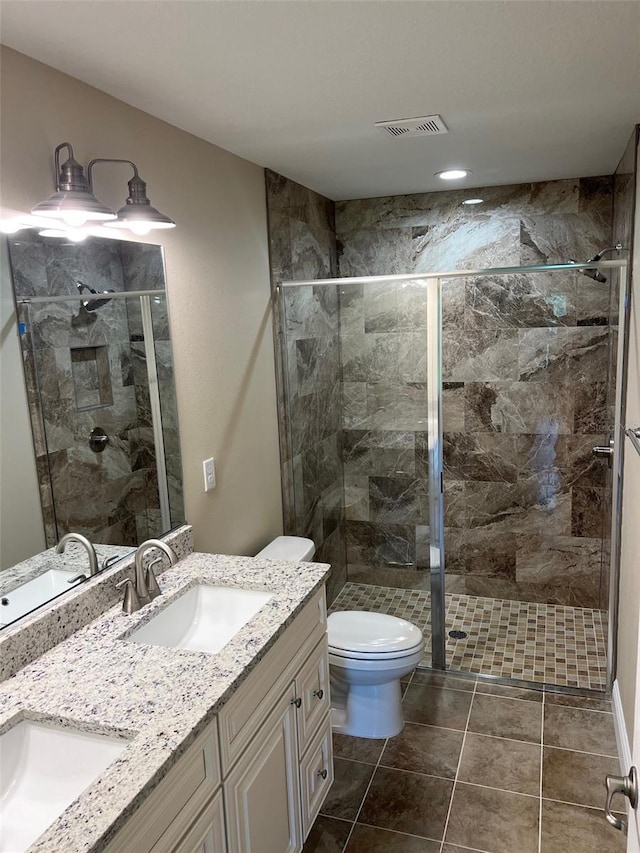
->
left=225, top=685, right=302, bottom=853
left=165, top=791, right=227, bottom=853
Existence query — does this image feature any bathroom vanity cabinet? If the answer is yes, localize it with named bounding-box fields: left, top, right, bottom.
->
left=104, top=587, right=332, bottom=853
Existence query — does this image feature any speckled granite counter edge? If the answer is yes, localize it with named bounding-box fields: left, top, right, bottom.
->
left=0, top=525, right=193, bottom=681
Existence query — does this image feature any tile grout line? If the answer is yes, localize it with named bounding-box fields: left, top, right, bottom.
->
left=340, top=713, right=396, bottom=852
left=538, top=688, right=545, bottom=853
left=439, top=678, right=478, bottom=853
left=342, top=669, right=415, bottom=853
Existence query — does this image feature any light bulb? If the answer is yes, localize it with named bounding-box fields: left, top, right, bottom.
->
left=39, top=228, right=87, bottom=242
left=435, top=169, right=470, bottom=180
left=0, top=219, right=25, bottom=234
left=129, top=221, right=152, bottom=236
left=62, top=211, right=88, bottom=228
left=66, top=229, right=88, bottom=242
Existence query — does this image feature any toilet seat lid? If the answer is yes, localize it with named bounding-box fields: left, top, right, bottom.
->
left=328, top=611, right=423, bottom=655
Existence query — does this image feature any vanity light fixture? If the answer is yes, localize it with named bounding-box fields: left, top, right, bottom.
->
left=462, top=198, right=484, bottom=205
left=38, top=228, right=88, bottom=242
left=90, top=160, right=176, bottom=236
left=31, top=143, right=175, bottom=236
left=0, top=219, right=26, bottom=234
left=31, top=143, right=117, bottom=227
left=435, top=169, right=471, bottom=180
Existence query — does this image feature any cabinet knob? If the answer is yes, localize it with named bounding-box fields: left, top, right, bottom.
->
left=313, top=689, right=324, bottom=701
left=291, top=697, right=302, bottom=708
left=317, top=768, right=328, bottom=779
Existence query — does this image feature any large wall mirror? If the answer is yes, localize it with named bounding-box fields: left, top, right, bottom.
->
left=0, top=232, right=184, bottom=628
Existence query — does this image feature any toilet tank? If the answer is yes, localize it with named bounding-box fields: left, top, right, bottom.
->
left=255, top=536, right=316, bottom=562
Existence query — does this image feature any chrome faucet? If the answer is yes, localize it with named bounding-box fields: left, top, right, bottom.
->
left=56, top=532, right=99, bottom=577
left=135, top=539, right=178, bottom=603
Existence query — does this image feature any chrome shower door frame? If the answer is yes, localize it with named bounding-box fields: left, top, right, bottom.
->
left=426, top=277, right=446, bottom=669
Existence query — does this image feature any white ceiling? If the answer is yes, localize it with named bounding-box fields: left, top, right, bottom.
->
left=1, top=0, right=639, bottom=200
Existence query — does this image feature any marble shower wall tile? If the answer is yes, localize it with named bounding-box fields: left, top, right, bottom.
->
left=265, top=170, right=346, bottom=602
left=338, top=175, right=614, bottom=607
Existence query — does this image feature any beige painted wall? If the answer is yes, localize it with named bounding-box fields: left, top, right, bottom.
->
left=0, top=46, right=283, bottom=557
left=617, top=137, right=640, bottom=749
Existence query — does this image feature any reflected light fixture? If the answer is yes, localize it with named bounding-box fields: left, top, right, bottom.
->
left=462, top=198, right=484, bottom=205
left=90, top=159, right=176, bottom=235
left=30, top=143, right=175, bottom=236
left=38, top=228, right=88, bottom=242
left=31, top=143, right=117, bottom=227
left=435, top=169, right=471, bottom=180
left=0, top=219, right=26, bottom=234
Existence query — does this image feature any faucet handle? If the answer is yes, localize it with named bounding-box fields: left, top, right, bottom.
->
left=116, top=577, right=140, bottom=615
left=146, top=558, right=163, bottom=600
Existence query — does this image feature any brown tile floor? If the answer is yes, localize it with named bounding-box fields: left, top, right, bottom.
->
left=303, top=672, right=626, bottom=853
left=331, top=583, right=608, bottom=690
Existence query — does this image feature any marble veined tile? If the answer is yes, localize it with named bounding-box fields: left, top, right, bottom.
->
left=465, top=273, right=577, bottom=329
left=413, top=216, right=521, bottom=273
left=517, top=327, right=608, bottom=384
left=465, top=381, right=574, bottom=435
left=516, top=534, right=602, bottom=586
left=443, top=329, right=519, bottom=382
left=443, top=433, right=520, bottom=483
left=338, top=228, right=413, bottom=277
left=369, top=475, right=426, bottom=524
left=519, top=212, right=612, bottom=267
left=343, top=429, right=416, bottom=477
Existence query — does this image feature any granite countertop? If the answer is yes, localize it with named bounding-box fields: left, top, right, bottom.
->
left=0, top=551, right=330, bottom=853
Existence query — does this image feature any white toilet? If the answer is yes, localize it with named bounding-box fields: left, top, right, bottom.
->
left=255, top=536, right=425, bottom=739
left=328, top=611, right=424, bottom=739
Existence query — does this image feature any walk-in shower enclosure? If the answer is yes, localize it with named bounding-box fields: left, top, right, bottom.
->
left=277, top=257, right=626, bottom=692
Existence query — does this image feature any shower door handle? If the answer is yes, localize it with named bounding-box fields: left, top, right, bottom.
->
left=605, top=766, right=638, bottom=832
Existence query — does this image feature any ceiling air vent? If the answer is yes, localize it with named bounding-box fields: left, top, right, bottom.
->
left=375, top=114, right=448, bottom=138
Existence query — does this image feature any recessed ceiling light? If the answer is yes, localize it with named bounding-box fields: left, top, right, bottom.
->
left=435, top=169, right=470, bottom=180
left=462, top=198, right=484, bottom=205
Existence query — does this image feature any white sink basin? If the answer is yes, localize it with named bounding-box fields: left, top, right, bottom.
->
left=0, top=720, right=128, bottom=852
left=0, top=569, right=84, bottom=627
left=128, top=585, right=273, bottom=654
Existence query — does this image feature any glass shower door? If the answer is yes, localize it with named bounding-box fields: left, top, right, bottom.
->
left=438, top=265, right=616, bottom=690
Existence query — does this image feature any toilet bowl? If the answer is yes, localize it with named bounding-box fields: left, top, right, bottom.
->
left=328, top=611, right=424, bottom=739
left=254, top=536, right=424, bottom=739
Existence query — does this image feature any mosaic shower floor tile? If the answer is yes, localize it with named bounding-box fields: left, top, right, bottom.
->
left=330, top=582, right=607, bottom=691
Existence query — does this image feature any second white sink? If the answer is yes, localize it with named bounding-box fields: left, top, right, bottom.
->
left=0, top=719, right=128, bottom=853
left=128, top=585, right=273, bottom=654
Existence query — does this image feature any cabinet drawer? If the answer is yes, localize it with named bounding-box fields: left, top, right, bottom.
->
left=219, top=588, right=326, bottom=776
left=295, top=639, right=330, bottom=754
left=299, top=715, right=333, bottom=838
left=105, top=722, right=221, bottom=853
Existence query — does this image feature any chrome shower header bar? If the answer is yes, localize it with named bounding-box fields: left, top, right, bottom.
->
left=280, top=258, right=627, bottom=288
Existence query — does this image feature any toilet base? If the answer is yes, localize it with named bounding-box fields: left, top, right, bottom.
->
left=330, top=678, right=404, bottom=739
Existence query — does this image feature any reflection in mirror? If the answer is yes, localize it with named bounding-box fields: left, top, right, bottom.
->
left=0, top=232, right=184, bottom=628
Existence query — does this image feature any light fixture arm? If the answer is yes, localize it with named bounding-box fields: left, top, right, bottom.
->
left=87, top=158, right=153, bottom=210
left=87, top=158, right=140, bottom=192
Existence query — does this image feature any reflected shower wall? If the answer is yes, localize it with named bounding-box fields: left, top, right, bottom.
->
left=8, top=232, right=183, bottom=547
